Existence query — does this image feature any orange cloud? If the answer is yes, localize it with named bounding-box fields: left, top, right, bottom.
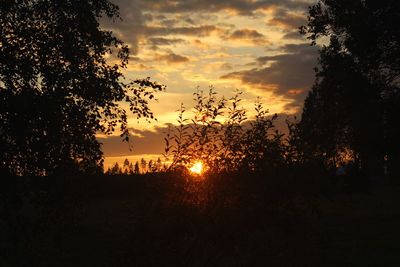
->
left=154, top=52, right=190, bottom=64
left=224, top=28, right=269, bottom=45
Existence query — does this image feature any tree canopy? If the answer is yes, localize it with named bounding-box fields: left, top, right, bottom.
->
left=300, top=0, right=400, bottom=176
left=0, top=0, right=164, bottom=175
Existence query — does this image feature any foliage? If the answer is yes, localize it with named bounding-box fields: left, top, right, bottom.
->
left=164, top=87, right=298, bottom=173
left=0, top=0, right=164, bottom=176
left=300, top=40, right=383, bottom=169
left=299, top=0, right=400, bottom=176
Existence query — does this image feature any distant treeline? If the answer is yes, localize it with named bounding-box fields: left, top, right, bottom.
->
left=105, top=158, right=166, bottom=175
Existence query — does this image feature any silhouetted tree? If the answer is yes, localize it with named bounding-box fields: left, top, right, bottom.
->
left=107, top=162, right=122, bottom=175
left=0, top=0, right=164, bottom=175
left=134, top=161, right=140, bottom=174
left=164, top=103, right=191, bottom=167
left=140, top=158, right=147, bottom=173
left=300, top=40, right=384, bottom=172
left=284, top=117, right=306, bottom=166
left=300, top=0, right=400, bottom=176
left=189, top=87, right=226, bottom=170
left=156, top=157, right=162, bottom=172
left=148, top=160, right=154, bottom=173
left=128, top=162, right=134, bottom=174
left=221, top=89, right=247, bottom=170
left=123, top=158, right=130, bottom=168
left=242, top=98, right=284, bottom=171
left=122, top=158, right=135, bottom=174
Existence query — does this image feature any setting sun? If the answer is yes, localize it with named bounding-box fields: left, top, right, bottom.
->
left=189, top=161, right=204, bottom=175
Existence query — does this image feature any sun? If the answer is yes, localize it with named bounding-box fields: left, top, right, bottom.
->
left=189, top=161, right=204, bottom=175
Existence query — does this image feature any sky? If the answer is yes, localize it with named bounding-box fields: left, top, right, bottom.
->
left=98, top=0, right=319, bottom=168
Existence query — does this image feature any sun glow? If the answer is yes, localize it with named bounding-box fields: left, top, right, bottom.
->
left=189, top=161, right=204, bottom=175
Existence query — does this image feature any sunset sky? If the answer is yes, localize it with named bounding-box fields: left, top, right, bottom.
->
left=99, top=0, right=319, bottom=168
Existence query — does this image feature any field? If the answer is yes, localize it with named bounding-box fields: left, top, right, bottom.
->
left=2, top=173, right=400, bottom=266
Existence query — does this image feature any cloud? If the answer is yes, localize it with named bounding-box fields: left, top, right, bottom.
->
left=268, top=10, right=307, bottom=30
left=221, top=62, right=234, bottom=71
left=147, top=37, right=186, bottom=50
left=103, top=0, right=312, bottom=54
left=101, top=2, right=221, bottom=54
left=99, top=126, right=169, bottom=156
left=100, top=0, right=149, bottom=54
left=155, top=52, right=190, bottom=64
left=142, top=25, right=220, bottom=37
left=126, top=63, right=153, bottom=71
left=137, top=0, right=311, bottom=15
left=221, top=44, right=318, bottom=109
left=282, top=30, right=305, bottom=40
left=224, top=29, right=268, bottom=45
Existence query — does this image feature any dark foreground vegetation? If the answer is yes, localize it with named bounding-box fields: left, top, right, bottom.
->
left=1, top=0, right=400, bottom=266
left=2, top=171, right=400, bottom=266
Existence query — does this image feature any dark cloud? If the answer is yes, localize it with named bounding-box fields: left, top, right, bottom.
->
left=142, top=13, right=154, bottom=22
left=160, top=18, right=179, bottom=27
left=184, top=17, right=196, bottom=25
left=282, top=30, right=305, bottom=40
left=137, top=0, right=311, bottom=15
left=99, top=126, right=169, bottom=156
left=129, top=56, right=141, bottom=61
left=268, top=14, right=306, bottom=30
left=103, top=0, right=312, bottom=53
left=155, top=52, right=190, bottom=64
left=148, top=37, right=186, bottom=49
left=221, top=44, right=318, bottom=109
left=224, top=29, right=268, bottom=45
left=143, top=25, right=219, bottom=37
left=101, top=2, right=220, bottom=55
left=230, top=29, right=264, bottom=39
left=100, top=0, right=149, bottom=54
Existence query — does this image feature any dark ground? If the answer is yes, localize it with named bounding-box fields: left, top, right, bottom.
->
left=1, top=173, right=400, bottom=266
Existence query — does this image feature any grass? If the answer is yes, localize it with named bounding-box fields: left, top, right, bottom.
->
left=319, top=181, right=400, bottom=266
left=2, top=173, right=400, bottom=266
